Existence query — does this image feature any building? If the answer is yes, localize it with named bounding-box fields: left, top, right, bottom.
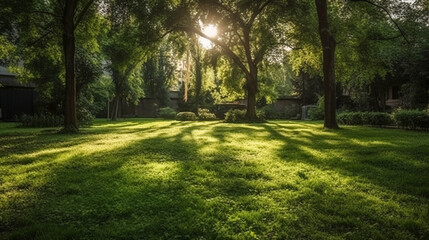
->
left=0, top=66, right=36, bottom=120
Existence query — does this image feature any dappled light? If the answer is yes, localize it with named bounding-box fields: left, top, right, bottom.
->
left=1, top=119, right=428, bottom=239
left=2, top=0, right=428, bottom=237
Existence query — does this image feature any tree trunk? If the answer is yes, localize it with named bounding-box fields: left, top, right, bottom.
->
left=195, top=56, right=202, bottom=112
left=62, top=0, right=78, bottom=132
left=315, top=0, right=339, bottom=129
left=111, top=96, right=120, bottom=121
left=245, top=68, right=258, bottom=120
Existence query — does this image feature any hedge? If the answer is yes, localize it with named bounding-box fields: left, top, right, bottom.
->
left=337, top=112, right=392, bottom=126
left=20, top=113, right=64, bottom=128
left=393, top=109, right=429, bottom=130
left=224, top=109, right=265, bottom=123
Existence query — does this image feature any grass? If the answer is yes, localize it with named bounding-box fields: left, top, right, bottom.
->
left=0, top=119, right=428, bottom=239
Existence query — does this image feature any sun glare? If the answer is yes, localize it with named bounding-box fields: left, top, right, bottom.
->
left=199, top=24, right=218, bottom=49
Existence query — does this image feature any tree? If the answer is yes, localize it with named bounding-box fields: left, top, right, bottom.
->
left=60, top=0, right=96, bottom=132
left=142, top=44, right=175, bottom=108
left=171, top=0, right=305, bottom=120
left=103, top=0, right=170, bottom=120
left=103, top=22, right=146, bottom=120
left=190, top=37, right=204, bottom=111
left=315, top=0, right=338, bottom=129
left=286, top=0, right=427, bottom=126
left=1, top=0, right=98, bottom=132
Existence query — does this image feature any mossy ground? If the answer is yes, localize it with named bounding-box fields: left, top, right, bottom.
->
left=1, top=119, right=428, bottom=239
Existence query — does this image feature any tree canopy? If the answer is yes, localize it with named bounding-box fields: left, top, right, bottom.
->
left=1, top=0, right=428, bottom=127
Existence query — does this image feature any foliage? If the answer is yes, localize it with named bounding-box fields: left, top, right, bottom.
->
left=308, top=96, right=324, bottom=120
left=337, top=112, right=392, bottom=126
left=259, top=104, right=301, bottom=120
left=197, top=108, right=217, bottom=121
left=257, top=61, right=295, bottom=104
left=258, top=105, right=277, bottom=120
left=170, top=0, right=310, bottom=119
left=210, top=57, right=246, bottom=103
left=75, top=48, right=103, bottom=94
left=224, top=109, right=247, bottom=123
left=103, top=16, right=146, bottom=120
left=1, top=0, right=104, bottom=126
left=1, top=120, right=429, bottom=239
left=19, top=113, right=63, bottom=128
left=159, top=107, right=177, bottom=119
left=364, top=112, right=393, bottom=126
left=288, top=0, right=429, bottom=125
left=77, top=108, right=95, bottom=127
left=213, top=104, right=246, bottom=119
left=291, top=71, right=323, bottom=106
left=79, top=76, right=115, bottom=117
left=142, top=45, right=175, bottom=108
left=102, top=0, right=170, bottom=120
left=393, top=109, right=429, bottom=130
left=224, top=109, right=265, bottom=123
left=176, top=112, right=197, bottom=121
left=399, top=46, right=429, bottom=109
left=338, top=112, right=364, bottom=125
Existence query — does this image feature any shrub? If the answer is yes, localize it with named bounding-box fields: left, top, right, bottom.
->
left=259, top=104, right=301, bottom=120
left=224, top=109, right=265, bottom=123
left=259, top=105, right=278, bottom=119
left=19, top=113, right=63, bottom=128
left=224, top=109, right=246, bottom=123
left=337, top=112, right=364, bottom=125
left=159, top=107, right=177, bottom=119
left=77, top=108, right=94, bottom=126
left=393, top=109, right=429, bottom=130
left=176, top=112, right=197, bottom=121
left=198, top=108, right=217, bottom=121
left=308, top=97, right=324, bottom=120
left=363, top=112, right=392, bottom=126
left=213, top=104, right=246, bottom=119
left=338, top=112, right=392, bottom=126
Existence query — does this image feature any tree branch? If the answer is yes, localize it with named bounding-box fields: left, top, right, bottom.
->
left=248, top=0, right=272, bottom=27
left=28, top=10, right=60, bottom=18
left=207, top=0, right=246, bottom=29
left=350, top=0, right=410, bottom=44
left=175, top=26, right=250, bottom=77
left=27, top=28, right=55, bottom=47
left=74, top=0, right=95, bottom=30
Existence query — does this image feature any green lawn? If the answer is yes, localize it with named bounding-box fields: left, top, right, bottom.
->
left=0, top=119, right=428, bottom=239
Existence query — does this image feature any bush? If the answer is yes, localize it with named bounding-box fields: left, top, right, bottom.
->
left=77, top=108, right=94, bottom=126
left=338, top=112, right=392, bottom=126
left=159, top=107, right=177, bottom=119
left=363, top=112, right=392, bottom=126
left=224, top=109, right=246, bottom=123
left=176, top=112, right=197, bottom=121
left=337, top=112, right=364, bottom=125
left=198, top=108, right=217, bottom=121
left=224, top=109, right=265, bottom=123
left=213, top=104, right=246, bottom=119
left=393, top=109, right=429, bottom=130
left=308, top=97, right=324, bottom=120
left=19, top=113, right=63, bottom=128
left=258, top=104, right=301, bottom=120
left=259, top=105, right=277, bottom=119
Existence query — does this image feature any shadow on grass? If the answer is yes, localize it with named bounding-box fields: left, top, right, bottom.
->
left=262, top=123, right=429, bottom=199
left=1, top=120, right=428, bottom=239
